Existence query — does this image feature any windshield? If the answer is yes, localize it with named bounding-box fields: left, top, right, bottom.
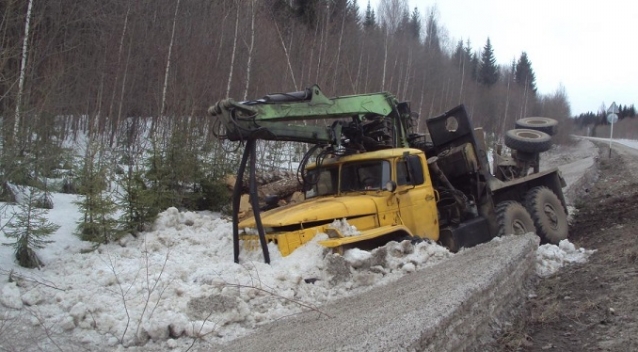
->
left=306, top=160, right=391, bottom=198
left=305, top=166, right=338, bottom=198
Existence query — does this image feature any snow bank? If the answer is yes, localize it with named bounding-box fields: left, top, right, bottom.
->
left=535, top=239, right=596, bottom=277
left=0, top=207, right=452, bottom=348
left=0, top=192, right=596, bottom=349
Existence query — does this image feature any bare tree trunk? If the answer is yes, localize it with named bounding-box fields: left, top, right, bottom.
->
left=273, top=20, right=298, bottom=90
left=14, top=0, right=34, bottom=141
left=315, top=7, right=328, bottom=84
left=501, top=74, right=511, bottom=141
left=116, top=41, right=133, bottom=138
left=417, top=65, right=427, bottom=132
left=161, top=0, right=180, bottom=116
left=381, top=31, right=388, bottom=90
left=226, top=2, right=240, bottom=97
left=520, top=76, right=529, bottom=119
left=458, top=56, right=465, bottom=103
left=108, top=2, right=131, bottom=147
left=354, top=34, right=365, bottom=91
left=242, top=0, right=256, bottom=100
left=307, top=20, right=319, bottom=86
left=400, top=49, right=412, bottom=99
left=215, top=11, right=231, bottom=69
left=332, top=11, right=347, bottom=93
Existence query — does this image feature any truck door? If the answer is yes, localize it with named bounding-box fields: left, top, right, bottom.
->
left=395, top=155, right=439, bottom=241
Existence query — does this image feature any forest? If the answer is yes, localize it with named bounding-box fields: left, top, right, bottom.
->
left=0, top=0, right=603, bottom=266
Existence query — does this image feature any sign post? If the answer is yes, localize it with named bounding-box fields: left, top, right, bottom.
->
left=607, top=102, right=619, bottom=158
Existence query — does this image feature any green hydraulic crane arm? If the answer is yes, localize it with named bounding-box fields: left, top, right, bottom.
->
left=208, top=85, right=412, bottom=149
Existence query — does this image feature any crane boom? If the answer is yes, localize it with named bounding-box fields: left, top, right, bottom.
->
left=208, top=85, right=414, bottom=152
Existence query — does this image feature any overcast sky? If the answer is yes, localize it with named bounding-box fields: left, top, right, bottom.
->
left=370, top=0, right=637, bottom=115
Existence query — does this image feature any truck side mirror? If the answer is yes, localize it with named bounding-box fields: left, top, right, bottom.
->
left=384, top=180, right=397, bottom=192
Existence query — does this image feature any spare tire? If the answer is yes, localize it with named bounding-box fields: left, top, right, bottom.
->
left=504, top=129, right=552, bottom=153
left=515, top=117, right=558, bottom=135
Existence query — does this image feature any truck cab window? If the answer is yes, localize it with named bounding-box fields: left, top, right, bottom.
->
left=341, top=160, right=390, bottom=191
left=305, top=166, right=338, bottom=198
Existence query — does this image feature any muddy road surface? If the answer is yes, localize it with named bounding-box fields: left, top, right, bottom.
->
left=495, top=141, right=638, bottom=352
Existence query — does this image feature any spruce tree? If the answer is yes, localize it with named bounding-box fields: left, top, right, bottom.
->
left=515, top=52, right=537, bottom=93
left=75, top=141, right=119, bottom=244
left=363, top=1, right=376, bottom=29
left=118, top=165, right=158, bottom=234
left=293, top=0, right=320, bottom=27
left=424, top=8, right=441, bottom=53
left=478, top=38, right=499, bottom=87
left=408, top=7, right=421, bottom=41
left=3, top=187, right=59, bottom=268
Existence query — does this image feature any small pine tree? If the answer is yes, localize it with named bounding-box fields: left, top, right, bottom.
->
left=75, top=141, right=119, bottom=244
left=118, top=166, right=160, bottom=234
left=3, top=188, right=59, bottom=268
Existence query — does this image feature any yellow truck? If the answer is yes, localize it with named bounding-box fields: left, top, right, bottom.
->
left=210, top=86, right=568, bottom=263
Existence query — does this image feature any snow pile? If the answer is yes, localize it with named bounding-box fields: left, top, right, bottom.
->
left=535, top=239, right=596, bottom=277
left=0, top=206, right=452, bottom=348
left=328, top=218, right=360, bottom=237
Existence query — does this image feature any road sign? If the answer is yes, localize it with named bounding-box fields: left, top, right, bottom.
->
left=608, top=102, right=619, bottom=114
left=607, top=112, right=618, bottom=158
left=607, top=113, right=618, bottom=124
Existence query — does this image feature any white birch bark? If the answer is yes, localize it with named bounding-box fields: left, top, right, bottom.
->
left=108, top=3, right=130, bottom=123
left=332, top=11, right=347, bottom=92
left=108, top=3, right=131, bottom=146
left=381, top=31, right=388, bottom=90
left=242, top=0, right=256, bottom=100
left=14, top=0, right=34, bottom=139
left=273, top=21, right=297, bottom=90
left=160, top=0, right=181, bottom=117
left=226, top=2, right=240, bottom=97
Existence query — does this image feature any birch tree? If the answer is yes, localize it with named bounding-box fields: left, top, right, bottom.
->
left=377, top=0, right=407, bottom=90
left=242, top=0, right=257, bottom=100
left=157, top=0, right=181, bottom=134
left=226, top=1, right=240, bottom=97
left=13, top=0, right=34, bottom=142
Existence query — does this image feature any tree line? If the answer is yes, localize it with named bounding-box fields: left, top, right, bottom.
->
left=0, top=0, right=575, bottom=267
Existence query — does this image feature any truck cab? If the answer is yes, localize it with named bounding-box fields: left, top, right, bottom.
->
left=238, top=148, right=440, bottom=256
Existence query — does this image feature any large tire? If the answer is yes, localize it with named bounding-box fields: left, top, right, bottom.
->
left=504, top=129, right=552, bottom=153
left=496, top=201, right=536, bottom=237
left=525, top=186, right=568, bottom=244
left=515, top=117, right=558, bottom=136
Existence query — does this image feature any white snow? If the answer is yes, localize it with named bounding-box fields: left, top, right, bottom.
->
left=0, top=199, right=595, bottom=348
left=0, top=205, right=456, bottom=348
left=328, top=218, right=361, bottom=236
left=535, top=239, right=596, bottom=278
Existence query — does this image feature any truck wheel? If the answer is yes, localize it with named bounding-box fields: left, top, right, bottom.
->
left=504, top=129, right=552, bottom=153
left=496, top=201, right=536, bottom=237
left=515, top=117, right=558, bottom=136
left=525, top=186, right=568, bottom=244
left=438, top=230, right=458, bottom=253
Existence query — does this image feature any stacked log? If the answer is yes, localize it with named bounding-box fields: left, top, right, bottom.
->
left=224, top=170, right=304, bottom=219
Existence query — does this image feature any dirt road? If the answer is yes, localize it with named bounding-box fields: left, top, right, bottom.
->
left=495, top=141, right=638, bottom=351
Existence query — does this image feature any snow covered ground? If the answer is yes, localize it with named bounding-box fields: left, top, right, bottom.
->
left=0, top=138, right=605, bottom=349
